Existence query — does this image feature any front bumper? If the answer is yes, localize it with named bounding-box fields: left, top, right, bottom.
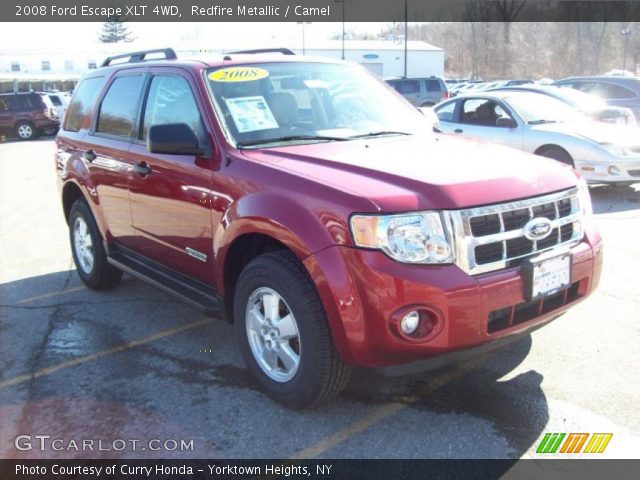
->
left=576, top=158, right=640, bottom=184
left=304, top=230, right=603, bottom=368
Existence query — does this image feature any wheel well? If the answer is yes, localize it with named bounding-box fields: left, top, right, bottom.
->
left=62, top=182, right=84, bottom=224
left=534, top=144, right=568, bottom=156
left=223, top=233, right=290, bottom=323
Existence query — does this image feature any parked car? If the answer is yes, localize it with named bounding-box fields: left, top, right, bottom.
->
left=57, top=48, right=601, bottom=408
left=385, top=76, right=449, bottom=106
left=0, top=92, right=60, bottom=140
left=553, top=76, right=640, bottom=121
left=488, top=84, right=637, bottom=127
left=47, top=92, right=71, bottom=123
left=434, top=90, right=640, bottom=185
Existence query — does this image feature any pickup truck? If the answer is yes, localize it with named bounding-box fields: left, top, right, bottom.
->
left=56, top=48, right=602, bottom=408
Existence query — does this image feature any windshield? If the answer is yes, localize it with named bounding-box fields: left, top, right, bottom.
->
left=504, top=92, right=587, bottom=124
left=205, top=62, right=425, bottom=147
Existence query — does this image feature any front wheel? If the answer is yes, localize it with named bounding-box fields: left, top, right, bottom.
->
left=69, top=199, right=122, bottom=290
left=234, top=251, right=351, bottom=409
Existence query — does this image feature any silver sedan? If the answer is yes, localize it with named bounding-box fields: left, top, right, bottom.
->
left=434, top=91, right=640, bottom=185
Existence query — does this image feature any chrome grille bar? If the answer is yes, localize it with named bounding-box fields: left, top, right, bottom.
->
left=443, top=188, right=583, bottom=275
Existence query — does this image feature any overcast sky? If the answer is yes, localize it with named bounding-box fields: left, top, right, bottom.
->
left=0, top=22, right=393, bottom=50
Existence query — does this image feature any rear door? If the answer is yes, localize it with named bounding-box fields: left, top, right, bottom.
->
left=127, top=68, right=217, bottom=284
left=0, top=95, right=11, bottom=133
left=82, top=70, right=147, bottom=245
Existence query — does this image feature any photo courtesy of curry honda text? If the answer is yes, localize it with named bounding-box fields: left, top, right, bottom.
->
left=56, top=48, right=602, bottom=409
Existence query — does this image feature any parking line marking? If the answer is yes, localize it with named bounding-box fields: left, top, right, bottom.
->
left=16, top=286, right=86, bottom=304
left=289, top=356, right=487, bottom=460
left=0, top=318, right=213, bottom=390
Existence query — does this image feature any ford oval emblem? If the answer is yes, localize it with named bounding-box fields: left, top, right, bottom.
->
left=523, top=217, right=553, bottom=241
left=363, top=53, right=379, bottom=59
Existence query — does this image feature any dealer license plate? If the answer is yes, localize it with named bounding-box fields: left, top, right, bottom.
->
left=526, top=253, right=571, bottom=301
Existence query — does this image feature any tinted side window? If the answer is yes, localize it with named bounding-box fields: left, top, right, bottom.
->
left=97, top=75, right=144, bottom=137
left=395, top=80, right=420, bottom=94
left=142, top=75, right=205, bottom=141
left=49, top=95, right=62, bottom=106
left=64, top=76, right=106, bottom=132
left=425, top=79, right=441, bottom=92
left=594, top=82, right=637, bottom=100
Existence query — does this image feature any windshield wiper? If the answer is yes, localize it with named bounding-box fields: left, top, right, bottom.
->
left=237, top=135, right=348, bottom=148
left=348, top=131, right=412, bottom=139
left=528, top=119, right=558, bottom=125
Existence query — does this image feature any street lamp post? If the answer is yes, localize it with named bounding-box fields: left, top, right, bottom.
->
left=621, top=28, right=631, bottom=72
left=334, top=0, right=345, bottom=60
left=298, top=22, right=311, bottom=55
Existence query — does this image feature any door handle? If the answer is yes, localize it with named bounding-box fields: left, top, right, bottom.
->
left=83, top=150, right=96, bottom=162
left=132, top=162, right=151, bottom=176
left=454, top=129, right=463, bottom=134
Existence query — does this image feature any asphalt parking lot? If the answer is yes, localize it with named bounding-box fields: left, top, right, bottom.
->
left=0, top=139, right=639, bottom=460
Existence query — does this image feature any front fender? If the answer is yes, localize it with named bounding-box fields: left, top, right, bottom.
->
left=214, top=191, right=347, bottom=290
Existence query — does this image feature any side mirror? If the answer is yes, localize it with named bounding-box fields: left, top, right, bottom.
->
left=496, top=117, right=517, bottom=128
left=147, top=123, right=205, bottom=156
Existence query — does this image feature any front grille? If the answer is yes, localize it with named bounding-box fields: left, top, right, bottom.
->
left=488, top=282, right=582, bottom=333
left=445, top=188, right=584, bottom=275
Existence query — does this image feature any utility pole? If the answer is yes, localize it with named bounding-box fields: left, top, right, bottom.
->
left=335, top=0, right=345, bottom=60
left=621, top=28, right=631, bottom=72
left=404, top=0, right=408, bottom=77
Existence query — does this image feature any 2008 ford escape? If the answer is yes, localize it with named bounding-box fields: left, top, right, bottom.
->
left=56, top=48, right=602, bottom=408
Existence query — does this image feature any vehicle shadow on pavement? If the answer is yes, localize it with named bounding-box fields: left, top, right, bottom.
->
left=590, top=184, right=640, bottom=214
left=343, top=334, right=547, bottom=460
left=1, top=270, right=545, bottom=461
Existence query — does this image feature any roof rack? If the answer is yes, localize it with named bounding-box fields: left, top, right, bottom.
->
left=226, top=48, right=295, bottom=56
left=101, top=48, right=177, bottom=67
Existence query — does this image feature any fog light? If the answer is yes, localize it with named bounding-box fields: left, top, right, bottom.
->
left=400, top=311, right=420, bottom=335
left=608, top=165, right=622, bottom=176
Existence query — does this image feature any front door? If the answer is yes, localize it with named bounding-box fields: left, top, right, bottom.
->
left=127, top=71, right=216, bottom=284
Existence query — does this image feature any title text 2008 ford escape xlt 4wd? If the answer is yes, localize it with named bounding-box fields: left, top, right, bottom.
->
left=56, top=49, right=602, bottom=408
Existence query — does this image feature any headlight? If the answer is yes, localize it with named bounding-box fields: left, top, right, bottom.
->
left=576, top=177, right=593, bottom=217
left=602, top=144, right=633, bottom=157
left=350, top=212, right=452, bottom=264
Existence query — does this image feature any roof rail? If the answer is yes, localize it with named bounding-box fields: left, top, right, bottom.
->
left=226, top=48, right=296, bottom=56
left=101, top=48, right=177, bottom=67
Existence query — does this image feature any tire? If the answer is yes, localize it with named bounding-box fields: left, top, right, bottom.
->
left=537, top=146, right=574, bottom=167
left=42, top=126, right=59, bottom=136
left=15, top=121, right=38, bottom=141
left=234, top=250, right=351, bottom=409
left=69, top=199, right=122, bottom=290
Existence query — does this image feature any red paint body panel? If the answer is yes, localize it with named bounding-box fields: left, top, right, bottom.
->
left=56, top=56, right=603, bottom=370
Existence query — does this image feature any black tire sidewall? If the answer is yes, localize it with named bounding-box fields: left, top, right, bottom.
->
left=69, top=199, right=110, bottom=289
left=233, top=254, right=331, bottom=408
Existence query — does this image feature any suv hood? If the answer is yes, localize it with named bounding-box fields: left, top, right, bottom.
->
left=240, top=134, right=578, bottom=211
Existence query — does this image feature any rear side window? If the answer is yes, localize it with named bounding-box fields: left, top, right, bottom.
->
left=593, top=82, right=637, bottom=100
left=141, top=75, right=205, bottom=142
left=10, top=95, right=38, bottom=110
left=394, top=80, right=420, bottom=94
left=96, top=75, right=144, bottom=138
left=64, top=76, right=105, bottom=132
left=49, top=95, right=62, bottom=106
left=425, top=79, right=442, bottom=92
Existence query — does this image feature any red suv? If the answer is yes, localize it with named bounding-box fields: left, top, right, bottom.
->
left=0, top=92, right=59, bottom=140
left=56, top=49, right=602, bottom=408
